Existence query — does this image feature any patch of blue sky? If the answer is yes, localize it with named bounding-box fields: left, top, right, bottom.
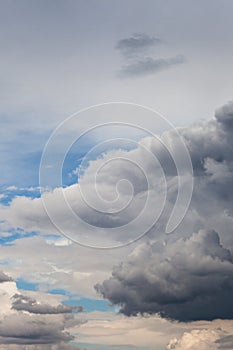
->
left=0, top=259, right=14, bottom=267
left=1, top=125, right=145, bottom=191
left=0, top=229, right=37, bottom=246
left=62, top=296, right=115, bottom=313
left=16, top=278, right=39, bottom=291
left=49, top=288, right=115, bottom=313
left=62, top=131, right=142, bottom=187
left=0, top=185, right=41, bottom=206
left=49, top=288, right=68, bottom=296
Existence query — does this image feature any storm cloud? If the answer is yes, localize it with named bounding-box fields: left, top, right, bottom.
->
left=96, top=100, right=233, bottom=321
left=96, top=229, right=233, bottom=321
left=2, top=100, right=233, bottom=322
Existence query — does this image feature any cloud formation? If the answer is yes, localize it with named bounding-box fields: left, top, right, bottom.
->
left=120, top=55, right=185, bottom=77
left=11, top=294, right=76, bottom=314
left=95, top=100, right=233, bottom=321
left=167, top=329, right=221, bottom=350
left=116, top=33, right=185, bottom=77
left=96, top=229, right=233, bottom=321
left=116, top=33, right=161, bottom=57
left=167, top=328, right=233, bottom=350
left=1, top=100, right=233, bottom=322
left=0, top=278, right=81, bottom=349
left=0, top=271, right=13, bottom=283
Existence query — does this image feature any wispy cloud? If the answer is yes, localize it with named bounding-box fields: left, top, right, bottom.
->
left=120, top=54, right=186, bottom=77
left=116, top=33, right=186, bottom=77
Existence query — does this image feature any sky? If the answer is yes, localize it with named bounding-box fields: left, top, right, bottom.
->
left=1, top=1, right=233, bottom=349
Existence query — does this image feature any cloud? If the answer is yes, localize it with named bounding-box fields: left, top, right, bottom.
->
left=0, top=278, right=82, bottom=348
left=0, top=313, right=73, bottom=345
left=166, top=329, right=221, bottom=350
left=1, top=100, right=233, bottom=322
left=116, top=33, right=185, bottom=77
left=11, top=294, right=77, bottom=314
left=116, top=33, right=161, bottom=56
left=91, top=100, right=233, bottom=321
left=0, top=271, right=13, bottom=283
left=96, top=229, right=233, bottom=321
left=0, top=344, right=80, bottom=350
left=167, top=328, right=233, bottom=350
left=119, top=54, right=186, bottom=77
left=216, top=334, right=233, bottom=349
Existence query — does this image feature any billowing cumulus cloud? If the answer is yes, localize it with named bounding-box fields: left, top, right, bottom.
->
left=96, top=229, right=233, bottom=321
left=167, top=328, right=233, bottom=350
left=0, top=278, right=82, bottom=348
left=95, top=100, right=233, bottom=321
left=167, top=329, right=221, bottom=350
left=1, top=100, right=233, bottom=322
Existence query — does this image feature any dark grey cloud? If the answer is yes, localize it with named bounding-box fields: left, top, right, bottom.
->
left=96, top=229, right=233, bottom=321
left=0, top=313, right=74, bottom=345
left=120, top=54, right=185, bottom=77
left=11, top=294, right=76, bottom=314
left=216, top=334, right=233, bottom=349
left=215, top=100, right=233, bottom=131
left=96, top=100, right=233, bottom=322
left=116, top=33, right=161, bottom=56
left=0, top=271, right=13, bottom=283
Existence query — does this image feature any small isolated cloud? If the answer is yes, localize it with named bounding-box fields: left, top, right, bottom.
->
left=116, top=32, right=185, bottom=77
left=120, top=54, right=185, bottom=77
left=116, top=33, right=161, bottom=57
